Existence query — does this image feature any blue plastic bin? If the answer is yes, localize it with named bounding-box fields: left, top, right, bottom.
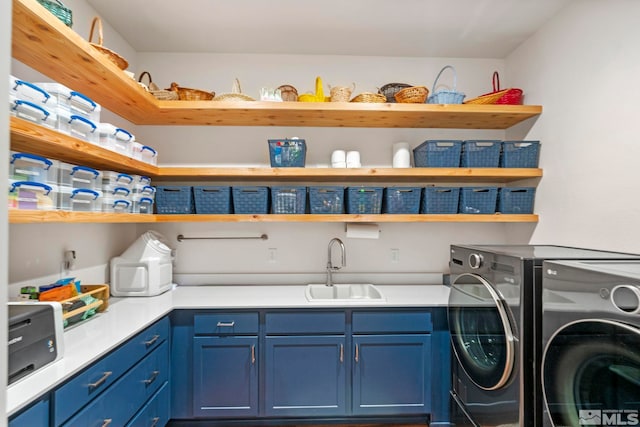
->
left=421, top=187, right=460, bottom=214
left=193, top=186, right=232, bottom=214
left=498, top=187, right=536, bottom=214
left=155, top=186, right=193, bottom=214
left=383, top=187, right=422, bottom=214
left=461, top=140, right=502, bottom=168
left=268, top=138, right=307, bottom=167
left=271, top=186, right=307, bottom=214
left=459, top=187, right=498, bottom=214
left=309, top=186, right=344, bottom=214
left=413, top=140, right=463, bottom=167
left=232, top=187, right=269, bottom=214
left=500, top=141, right=540, bottom=168
left=346, top=187, right=383, bottom=214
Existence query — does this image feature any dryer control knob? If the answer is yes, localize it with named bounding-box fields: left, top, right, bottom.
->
left=469, top=253, right=484, bottom=269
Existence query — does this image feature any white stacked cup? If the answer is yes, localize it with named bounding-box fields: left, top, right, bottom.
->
left=346, top=151, right=361, bottom=168
left=392, top=142, right=411, bottom=168
left=331, top=150, right=346, bottom=168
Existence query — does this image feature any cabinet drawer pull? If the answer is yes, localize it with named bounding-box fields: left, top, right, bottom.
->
left=151, top=417, right=160, bottom=427
left=144, top=334, right=160, bottom=347
left=101, top=419, right=112, bottom=427
left=251, top=344, right=256, bottom=364
left=216, top=321, right=235, bottom=327
left=144, top=370, right=160, bottom=386
left=88, top=371, right=112, bottom=390
left=340, top=343, right=344, bottom=363
left=355, top=344, right=359, bottom=363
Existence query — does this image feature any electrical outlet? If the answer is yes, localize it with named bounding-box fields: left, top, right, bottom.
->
left=268, top=248, right=277, bottom=263
left=391, top=248, right=400, bottom=263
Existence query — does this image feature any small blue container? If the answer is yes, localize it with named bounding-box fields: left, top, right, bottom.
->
left=268, top=138, right=307, bottom=167
left=461, top=140, right=502, bottom=168
left=232, top=187, right=269, bottom=214
left=155, top=186, right=193, bottom=214
left=383, top=187, right=422, bottom=214
left=498, top=187, right=536, bottom=214
left=193, top=186, right=232, bottom=214
left=309, top=186, right=344, bottom=214
left=413, top=140, right=463, bottom=167
left=421, top=187, right=460, bottom=214
left=271, top=186, right=307, bottom=214
left=346, top=187, right=383, bottom=214
left=459, top=187, right=498, bottom=214
left=500, top=141, right=540, bottom=168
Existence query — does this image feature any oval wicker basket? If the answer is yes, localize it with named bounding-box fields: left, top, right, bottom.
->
left=169, top=82, right=215, bottom=101
left=138, top=71, right=178, bottom=100
left=277, top=85, right=298, bottom=102
left=88, top=17, right=128, bottom=70
left=378, top=83, right=412, bottom=103
left=394, top=86, right=429, bottom=103
left=464, top=72, right=523, bottom=105
left=213, top=78, right=255, bottom=102
left=350, top=92, right=387, bottom=103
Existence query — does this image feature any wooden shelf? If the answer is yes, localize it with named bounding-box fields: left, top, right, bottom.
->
left=9, top=211, right=538, bottom=224
left=13, top=0, right=542, bottom=129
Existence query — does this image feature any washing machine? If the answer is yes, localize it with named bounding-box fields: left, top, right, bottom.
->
left=448, top=245, right=640, bottom=427
left=542, top=260, right=640, bottom=427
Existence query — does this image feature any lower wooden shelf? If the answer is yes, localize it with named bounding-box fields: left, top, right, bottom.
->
left=9, top=210, right=539, bottom=224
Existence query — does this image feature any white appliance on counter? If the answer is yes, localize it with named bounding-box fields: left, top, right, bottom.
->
left=110, top=230, right=174, bottom=296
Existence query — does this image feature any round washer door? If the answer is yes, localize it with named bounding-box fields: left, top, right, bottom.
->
left=448, top=273, right=517, bottom=391
left=543, top=319, right=640, bottom=426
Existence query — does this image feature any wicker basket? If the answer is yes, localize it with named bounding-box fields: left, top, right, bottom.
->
left=138, top=71, right=178, bottom=100
left=298, top=77, right=327, bottom=102
left=169, top=82, right=215, bottom=101
left=37, top=0, right=72, bottom=27
left=427, top=65, right=465, bottom=104
left=277, top=85, right=298, bottom=102
left=329, top=83, right=355, bottom=102
left=88, top=17, right=128, bottom=70
left=465, top=72, right=523, bottom=105
left=213, top=78, right=255, bottom=102
left=350, top=92, right=386, bottom=103
left=378, top=83, right=412, bottom=103
left=394, top=86, right=429, bottom=103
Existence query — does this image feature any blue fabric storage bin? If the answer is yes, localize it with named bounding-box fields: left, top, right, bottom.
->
left=383, top=187, right=422, bottom=214
left=421, top=187, right=460, bottom=214
left=498, top=187, right=536, bottom=214
left=346, top=187, right=383, bottom=214
left=459, top=187, right=498, bottom=214
left=461, top=140, right=502, bottom=167
left=155, top=186, right=193, bottom=214
left=268, top=138, right=306, bottom=167
left=271, top=186, right=307, bottom=214
left=193, top=186, right=232, bottom=214
left=309, top=186, right=344, bottom=214
left=232, top=186, right=269, bottom=214
left=500, top=141, right=540, bottom=168
left=413, top=140, right=462, bottom=167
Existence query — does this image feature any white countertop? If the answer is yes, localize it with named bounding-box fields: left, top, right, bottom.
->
left=7, top=284, right=449, bottom=416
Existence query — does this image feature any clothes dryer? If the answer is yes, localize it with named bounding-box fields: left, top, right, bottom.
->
left=542, top=260, right=640, bottom=427
left=448, top=245, right=640, bottom=427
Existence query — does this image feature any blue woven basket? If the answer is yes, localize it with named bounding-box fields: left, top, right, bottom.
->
left=498, top=187, right=536, bottom=214
left=459, top=187, right=498, bottom=214
left=421, top=187, right=460, bottom=214
left=155, top=186, right=193, bottom=214
left=309, top=186, right=344, bottom=214
left=427, top=65, right=465, bottom=104
left=268, top=138, right=306, bottom=167
left=232, top=187, right=269, bottom=214
left=500, top=141, right=540, bottom=168
left=461, top=140, right=502, bottom=168
left=383, top=187, right=422, bottom=214
left=346, top=187, right=383, bottom=214
left=193, top=186, right=232, bottom=214
left=413, top=140, right=463, bottom=167
left=271, top=186, right=307, bottom=214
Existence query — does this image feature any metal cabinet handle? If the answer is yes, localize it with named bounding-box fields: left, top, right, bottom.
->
left=101, top=419, right=112, bottom=427
left=340, top=344, right=344, bottom=363
left=88, top=371, right=112, bottom=390
left=150, top=417, right=160, bottom=427
left=216, top=321, right=235, bottom=327
left=355, top=344, right=359, bottom=363
left=251, top=345, right=256, bottom=364
left=144, top=370, right=160, bottom=386
left=144, top=334, right=160, bottom=347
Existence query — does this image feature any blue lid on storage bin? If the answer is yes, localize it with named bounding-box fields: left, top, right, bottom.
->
left=500, top=141, right=540, bottom=168
left=155, top=186, right=193, bottom=214
left=346, top=187, right=383, bottom=214
left=193, top=186, right=232, bottom=214
left=459, top=187, right=498, bottom=214
left=413, top=140, right=462, bottom=168
left=421, top=187, right=460, bottom=214
left=309, top=186, right=344, bottom=214
left=383, top=187, right=422, bottom=214
left=498, top=187, right=536, bottom=214
left=232, top=186, right=269, bottom=214
left=461, top=140, right=502, bottom=168
left=268, top=138, right=306, bottom=167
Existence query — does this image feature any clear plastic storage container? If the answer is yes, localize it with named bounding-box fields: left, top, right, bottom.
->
left=56, top=106, right=98, bottom=143
left=97, top=123, right=134, bottom=157
left=132, top=194, right=154, bottom=214
left=36, top=82, right=101, bottom=123
left=9, top=97, right=57, bottom=129
left=132, top=142, right=158, bottom=165
left=102, top=171, right=134, bottom=190
left=58, top=162, right=101, bottom=191
left=8, top=180, right=58, bottom=210
left=102, top=195, right=131, bottom=213
left=131, top=175, right=153, bottom=193
left=9, top=151, right=58, bottom=185
left=9, top=75, right=53, bottom=106
left=102, top=185, right=131, bottom=201
left=57, top=186, right=102, bottom=212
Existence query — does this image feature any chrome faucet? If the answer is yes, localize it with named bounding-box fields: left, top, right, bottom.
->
left=326, top=238, right=346, bottom=287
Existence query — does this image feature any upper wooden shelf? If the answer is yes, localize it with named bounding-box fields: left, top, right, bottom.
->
left=12, top=0, right=542, bottom=129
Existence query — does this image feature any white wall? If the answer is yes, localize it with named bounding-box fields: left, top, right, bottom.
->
left=506, top=0, right=640, bottom=253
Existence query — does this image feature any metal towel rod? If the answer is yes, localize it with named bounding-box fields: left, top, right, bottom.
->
left=177, top=234, right=268, bottom=242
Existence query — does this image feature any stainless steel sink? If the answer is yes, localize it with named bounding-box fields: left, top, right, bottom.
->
left=305, top=284, right=385, bottom=302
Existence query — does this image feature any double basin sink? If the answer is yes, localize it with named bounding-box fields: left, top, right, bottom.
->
left=305, top=283, right=385, bottom=302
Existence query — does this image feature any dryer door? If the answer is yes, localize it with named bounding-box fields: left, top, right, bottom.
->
left=543, top=319, right=640, bottom=426
left=448, top=273, right=517, bottom=391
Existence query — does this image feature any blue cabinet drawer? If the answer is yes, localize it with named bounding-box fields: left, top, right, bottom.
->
left=352, top=311, right=432, bottom=333
left=194, top=312, right=259, bottom=335
left=61, top=341, right=170, bottom=427
left=265, top=312, right=345, bottom=334
left=9, top=396, right=49, bottom=427
left=127, top=381, right=170, bottom=427
left=54, top=316, right=170, bottom=426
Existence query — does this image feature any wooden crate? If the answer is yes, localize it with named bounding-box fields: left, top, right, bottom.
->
left=59, top=284, right=109, bottom=323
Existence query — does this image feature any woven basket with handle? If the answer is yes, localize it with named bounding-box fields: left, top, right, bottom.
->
left=169, top=82, right=215, bottom=101
left=298, top=77, right=327, bottom=102
left=213, top=78, right=255, bottom=102
left=88, top=17, right=128, bottom=70
left=427, top=65, right=465, bottom=104
left=138, top=71, right=178, bottom=100
left=464, top=71, right=523, bottom=105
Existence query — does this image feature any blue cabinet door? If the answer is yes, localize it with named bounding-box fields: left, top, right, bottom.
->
left=193, top=336, right=258, bottom=418
left=352, top=334, right=431, bottom=416
left=264, top=335, right=347, bottom=417
left=9, top=396, right=49, bottom=427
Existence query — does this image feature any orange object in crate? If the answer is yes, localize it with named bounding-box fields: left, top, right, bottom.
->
left=39, top=284, right=76, bottom=301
